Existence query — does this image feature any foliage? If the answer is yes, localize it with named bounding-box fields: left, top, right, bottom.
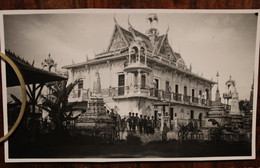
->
left=239, top=99, right=252, bottom=112
left=40, top=79, right=80, bottom=132
left=208, top=119, right=226, bottom=142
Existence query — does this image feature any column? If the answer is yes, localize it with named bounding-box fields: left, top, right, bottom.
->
left=144, top=51, right=147, bottom=65
left=125, top=72, right=128, bottom=95
left=137, top=69, right=142, bottom=91
left=138, top=50, right=141, bottom=63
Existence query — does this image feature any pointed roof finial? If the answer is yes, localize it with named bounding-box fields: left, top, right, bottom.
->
left=166, top=24, right=169, bottom=34
left=252, top=71, right=254, bottom=89
left=128, top=15, right=137, bottom=39
left=189, top=63, right=192, bottom=71
left=128, top=15, right=132, bottom=29
left=86, top=53, right=89, bottom=61
left=114, top=14, right=118, bottom=25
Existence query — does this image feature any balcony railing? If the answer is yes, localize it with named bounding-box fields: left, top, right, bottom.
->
left=173, top=93, right=182, bottom=102
left=223, top=93, right=232, bottom=98
left=183, top=95, right=191, bottom=103
left=192, top=97, right=199, bottom=104
left=162, top=90, right=171, bottom=100
left=70, top=86, right=213, bottom=107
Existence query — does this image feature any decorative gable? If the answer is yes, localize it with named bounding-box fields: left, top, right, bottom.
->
left=109, top=28, right=127, bottom=51
left=158, top=36, right=174, bottom=61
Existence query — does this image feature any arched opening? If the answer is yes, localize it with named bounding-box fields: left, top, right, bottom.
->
left=140, top=46, right=146, bottom=64
left=130, top=46, right=138, bottom=63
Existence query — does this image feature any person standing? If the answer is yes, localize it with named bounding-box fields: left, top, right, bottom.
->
left=134, top=113, right=139, bottom=133
left=139, top=115, right=143, bottom=134
left=127, top=112, right=132, bottom=131
left=162, top=123, right=170, bottom=141
left=147, top=116, right=152, bottom=134
left=143, top=115, right=147, bottom=134
left=151, top=116, right=155, bottom=134
left=131, top=113, right=136, bottom=132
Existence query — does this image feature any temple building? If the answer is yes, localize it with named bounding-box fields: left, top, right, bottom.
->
left=63, top=14, right=217, bottom=129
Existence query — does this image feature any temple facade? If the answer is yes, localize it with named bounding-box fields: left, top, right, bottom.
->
left=63, top=14, right=216, bottom=129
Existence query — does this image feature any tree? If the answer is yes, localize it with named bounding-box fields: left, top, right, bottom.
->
left=239, top=99, right=251, bottom=113
left=40, top=79, right=80, bottom=133
left=208, top=119, right=226, bottom=142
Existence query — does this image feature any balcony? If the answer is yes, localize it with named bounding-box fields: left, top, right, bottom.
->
left=192, top=97, right=199, bottom=104
left=70, top=86, right=212, bottom=108
left=223, top=93, right=232, bottom=99
left=173, top=93, right=182, bottom=102
left=183, top=95, right=191, bottom=103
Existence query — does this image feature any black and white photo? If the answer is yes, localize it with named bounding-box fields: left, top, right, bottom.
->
left=0, top=9, right=259, bottom=162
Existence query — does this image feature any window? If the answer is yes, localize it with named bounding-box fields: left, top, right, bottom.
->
left=192, top=88, right=195, bottom=97
left=165, top=81, right=170, bottom=91
left=190, top=110, right=194, bottom=119
left=155, top=78, right=159, bottom=89
left=77, top=79, right=83, bottom=97
left=205, top=88, right=209, bottom=99
left=141, top=74, right=146, bottom=89
left=154, top=78, right=159, bottom=97
left=184, top=86, right=187, bottom=96
left=118, top=74, right=125, bottom=95
left=199, top=90, right=202, bottom=96
left=78, top=79, right=83, bottom=89
left=175, top=84, right=179, bottom=94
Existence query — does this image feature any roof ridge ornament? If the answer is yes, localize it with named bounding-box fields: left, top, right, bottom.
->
left=128, top=15, right=137, bottom=40
left=114, top=14, right=118, bottom=25
left=166, top=23, right=169, bottom=34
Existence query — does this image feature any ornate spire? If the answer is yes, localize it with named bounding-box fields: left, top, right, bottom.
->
left=41, top=53, right=57, bottom=72
left=215, top=71, right=221, bottom=102
left=216, top=71, right=219, bottom=91
left=146, top=13, right=159, bottom=45
left=93, top=71, right=101, bottom=96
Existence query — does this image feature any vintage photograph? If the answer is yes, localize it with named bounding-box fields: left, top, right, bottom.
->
left=0, top=10, right=259, bottom=162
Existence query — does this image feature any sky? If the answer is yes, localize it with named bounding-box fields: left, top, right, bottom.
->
left=2, top=11, right=258, bottom=100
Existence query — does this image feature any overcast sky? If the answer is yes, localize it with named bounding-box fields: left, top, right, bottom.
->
left=2, top=11, right=258, bottom=100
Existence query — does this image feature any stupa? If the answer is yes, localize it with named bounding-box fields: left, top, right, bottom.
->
left=223, top=76, right=243, bottom=128
left=75, top=71, right=114, bottom=131
left=205, top=72, right=231, bottom=127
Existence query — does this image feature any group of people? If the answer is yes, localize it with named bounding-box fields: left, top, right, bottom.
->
left=124, top=112, right=157, bottom=134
